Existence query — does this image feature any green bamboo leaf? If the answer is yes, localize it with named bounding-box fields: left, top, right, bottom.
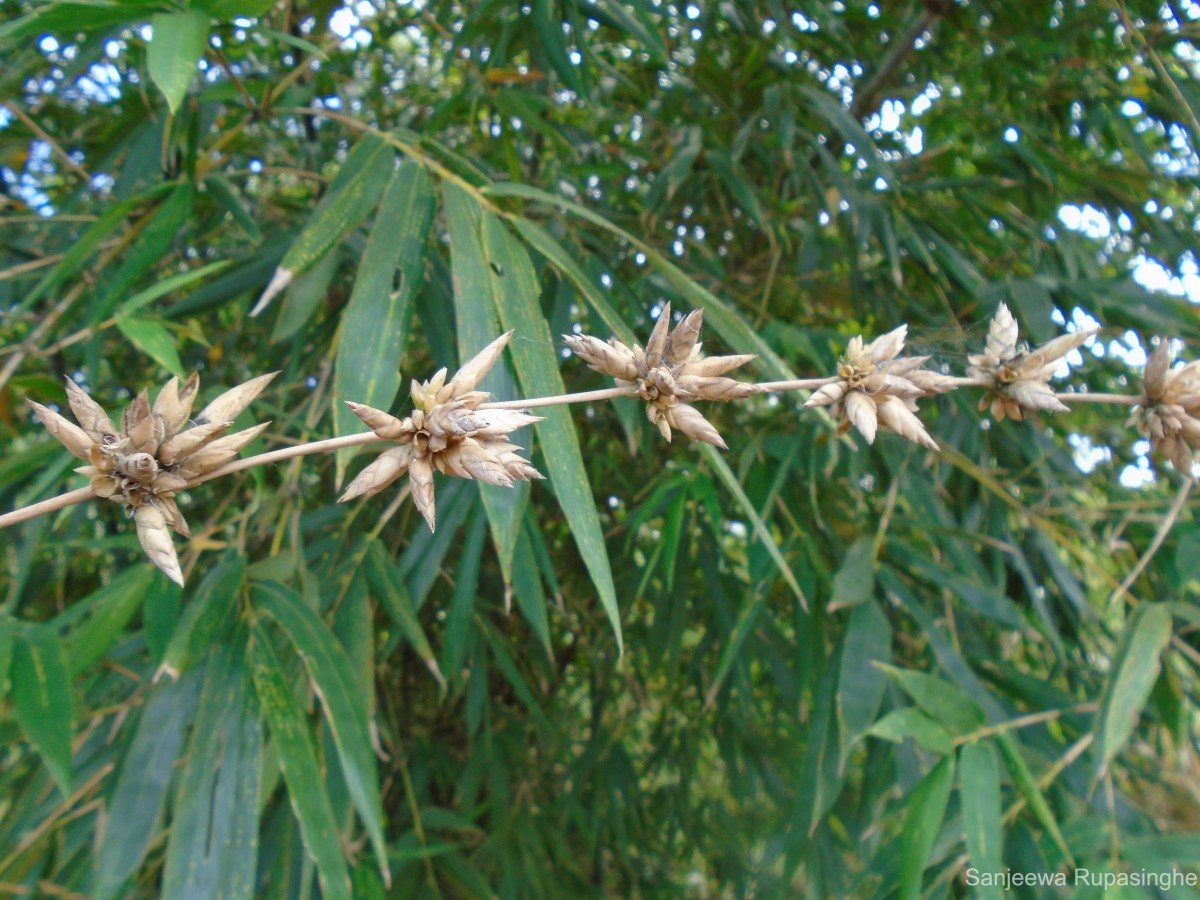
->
left=197, top=0, right=277, bottom=20
left=1093, top=603, right=1173, bottom=775
left=269, top=244, right=341, bottom=343
left=483, top=181, right=795, bottom=380
left=531, top=0, right=587, bottom=96
left=11, top=625, right=74, bottom=796
left=796, top=663, right=845, bottom=833
left=996, top=732, right=1074, bottom=866
left=252, top=580, right=390, bottom=888
left=98, top=182, right=195, bottom=322
left=249, top=625, right=352, bottom=900
left=331, top=572, right=374, bottom=721
left=115, top=315, right=185, bottom=378
left=62, top=564, right=158, bottom=676
left=0, top=3, right=143, bottom=43
left=590, top=0, right=666, bottom=61
left=699, top=444, right=806, bottom=608
left=95, top=671, right=202, bottom=900
left=878, top=664, right=986, bottom=736
left=829, top=536, right=875, bottom=612
left=0, top=618, right=13, bottom=710
left=512, top=526, right=552, bottom=660
left=148, top=10, right=210, bottom=114
left=253, top=135, right=394, bottom=314
left=252, top=24, right=329, bottom=58
left=507, top=215, right=637, bottom=346
left=898, top=755, right=955, bottom=900
left=17, top=188, right=168, bottom=313
left=203, top=175, right=262, bottom=242
left=479, top=620, right=553, bottom=735
left=442, top=509, right=488, bottom=681
left=444, top=182, right=529, bottom=581
left=864, top=708, right=954, bottom=755
left=115, top=259, right=233, bottom=318
left=364, top=540, right=445, bottom=689
left=480, top=211, right=623, bottom=655
left=837, top=598, right=891, bottom=764
left=334, top=161, right=435, bottom=485
left=159, top=554, right=245, bottom=679
left=706, top=147, right=766, bottom=226
left=704, top=589, right=764, bottom=710
left=960, top=741, right=1004, bottom=900
left=164, top=640, right=263, bottom=900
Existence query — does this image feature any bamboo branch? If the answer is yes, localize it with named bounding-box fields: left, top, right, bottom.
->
left=0, top=364, right=1165, bottom=533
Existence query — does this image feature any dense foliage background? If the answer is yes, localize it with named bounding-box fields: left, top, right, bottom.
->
left=3, top=0, right=1200, bottom=896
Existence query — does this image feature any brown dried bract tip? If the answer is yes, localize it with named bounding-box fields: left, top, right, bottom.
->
left=563, top=303, right=758, bottom=449
left=967, top=302, right=1097, bottom=422
left=804, top=324, right=939, bottom=450
left=29, top=371, right=277, bottom=585
left=1130, top=339, right=1200, bottom=475
left=340, top=331, right=544, bottom=531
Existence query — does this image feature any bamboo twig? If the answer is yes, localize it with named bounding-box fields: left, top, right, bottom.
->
left=1109, top=475, right=1194, bottom=606
left=1060, top=392, right=1142, bottom=406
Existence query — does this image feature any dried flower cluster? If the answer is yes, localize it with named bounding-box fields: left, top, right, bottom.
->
left=340, top=331, right=543, bottom=530
left=15, top=302, right=1196, bottom=577
left=563, top=303, right=758, bottom=448
left=967, top=303, right=1096, bottom=422
left=804, top=325, right=953, bottom=450
left=28, top=373, right=275, bottom=584
left=1132, top=341, right=1200, bottom=474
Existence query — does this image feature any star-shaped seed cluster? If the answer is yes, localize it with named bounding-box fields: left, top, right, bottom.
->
left=1132, top=340, right=1200, bottom=475
left=804, top=325, right=948, bottom=449
left=29, top=372, right=276, bottom=584
left=563, top=303, right=758, bottom=448
left=967, top=303, right=1096, bottom=422
left=340, top=331, right=543, bottom=530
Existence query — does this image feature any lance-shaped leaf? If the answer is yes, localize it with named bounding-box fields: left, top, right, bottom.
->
left=249, top=626, right=352, bottom=900
left=251, top=136, right=394, bottom=316
left=253, top=581, right=390, bottom=888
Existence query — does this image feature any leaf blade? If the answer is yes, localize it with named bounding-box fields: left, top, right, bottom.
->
left=481, top=211, right=623, bottom=655
left=148, top=10, right=209, bottom=114
left=11, top=625, right=74, bottom=796
left=252, top=580, right=390, bottom=887
left=249, top=625, right=352, bottom=900
left=334, top=161, right=435, bottom=485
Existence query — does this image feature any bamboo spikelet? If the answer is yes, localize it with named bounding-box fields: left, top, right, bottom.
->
left=805, top=324, right=939, bottom=449
left=29, top=372, right=276, bottom=583
left=1131, top=340, right=1200, bottom=475
left=564, top=303, right=758, bottom=449
left=341, top=331, right=544, bottom=530
left=967, top=302, right=1096, bottom=422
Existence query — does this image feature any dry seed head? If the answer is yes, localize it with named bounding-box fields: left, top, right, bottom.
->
left=341, top=333, right=544, bottom=530
left=807, top=324, right=939, bottom=449
left=968, top=303, right=1096, bottom=421
left=29, top=372, right=276, bottom=584
left=1131, top=338, right=1200, bottom=475
left=565, top=304, right=757, bottom=449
